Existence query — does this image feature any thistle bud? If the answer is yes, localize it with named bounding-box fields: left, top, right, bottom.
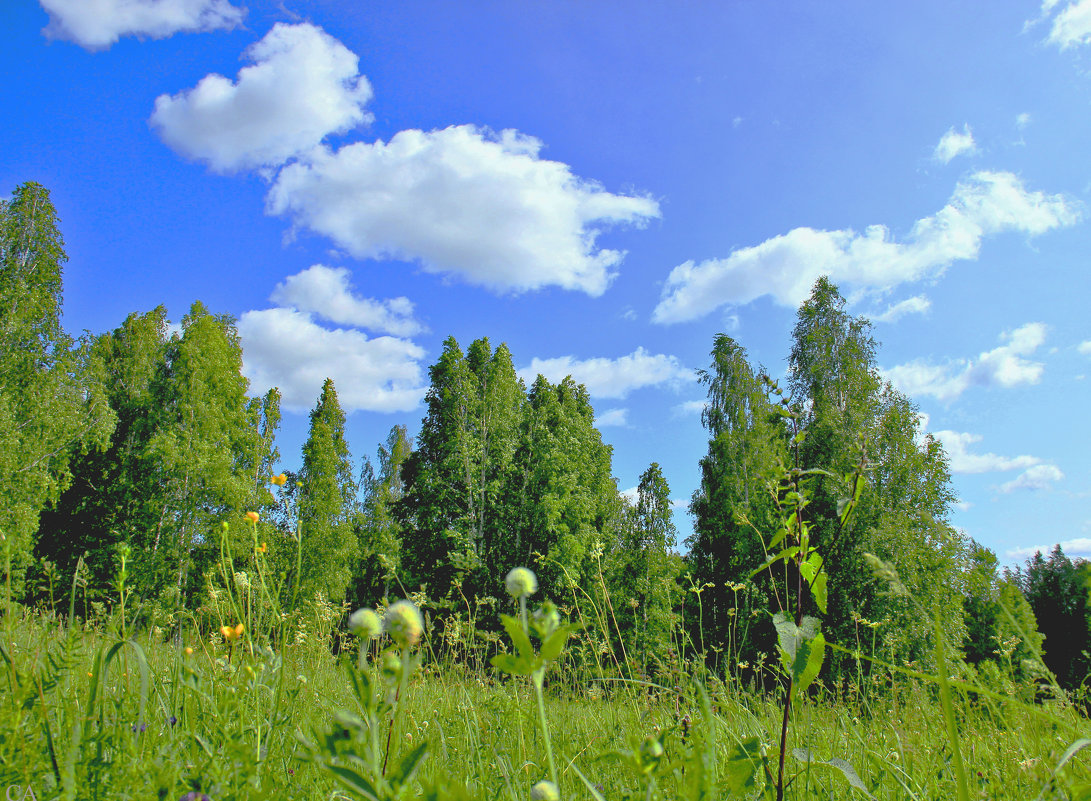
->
left=530, top=780, right=559, bottom=801
left=348, top=608, right=382, bottom=639
left=505, top=567, right=538, bottom=599
left=384, top=600, right=424, bottom=648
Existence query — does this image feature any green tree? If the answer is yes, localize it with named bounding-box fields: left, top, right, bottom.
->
left=352, top=424, right=413, bottom=605
left=1016, top=545, right=1091, bottom=690
left=33, top=307, right=170, bottom=604
left=399, top=337, right=524, bottom=596
left=298, top=378, right=358, bottom=601
left=144, top=302, right=253, bottom=603
left=0, top=182, right=113, bottom=596
left=611, top=463, right=681, bottom=671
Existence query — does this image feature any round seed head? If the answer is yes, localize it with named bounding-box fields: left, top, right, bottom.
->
left=348, top=608, right=382, bottom=639
left=530, top=780, right=559, bottom=801
left=384, top=600, right=424, bottom=647
left=505, top=567, right=538, bottom=599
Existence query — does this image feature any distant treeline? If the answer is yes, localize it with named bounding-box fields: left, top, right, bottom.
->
left=4, top=180, right=1089, bottom=691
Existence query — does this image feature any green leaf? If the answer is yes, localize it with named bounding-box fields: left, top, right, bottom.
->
left=326, top=764, right=381, bottom=801
left=792, top=750, right=874, bottom=799
left=539, top=624, right=577, bottom=662
left=798, top=552, right=827, bottom=614
left=490, top=653, right=534, bottom=676
left=724, top=737, right=764, bottom=794
left=796, top=632, right=825, bottom=695
left=749, top=546, right=801, bottom=580
left=500, top=614, right=534, bottom=659
left=391, top=741, right=429, bottom=788
left=774, top=614, right=824, bottom=691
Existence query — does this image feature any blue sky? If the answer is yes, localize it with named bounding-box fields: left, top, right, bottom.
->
left=5, top=0, right=1091, bottom=564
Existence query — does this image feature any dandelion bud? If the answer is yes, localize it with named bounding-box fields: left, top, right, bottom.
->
left=530, top=780, right=559, bottom=801
left=348, top=608, right=382, bottom=639
left=384, top=600, right=424, bottom=648
left=505, top=567, right=538, bottom=599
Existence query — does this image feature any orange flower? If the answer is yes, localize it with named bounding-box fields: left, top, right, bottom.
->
left=184, top=646, right=194, bottom=656
left=257, top=542, right=267, bottom=554
left=220, top=623, right=245, bottom=641
left=234, top=623, right=245, bottom=638
left=245, top=511, right=259, bottom=524
left=270, top=473, right=288, bottom=486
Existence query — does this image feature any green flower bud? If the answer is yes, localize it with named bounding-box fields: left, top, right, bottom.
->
left=384, top=600, right=424, bottom=648
left=530, top=780, right=559, bottom=801
left=381, top=650, right=402, bottom=681
left=348, top=608, right=382, bottom=639
left=505, top=567, right=538, bottom=599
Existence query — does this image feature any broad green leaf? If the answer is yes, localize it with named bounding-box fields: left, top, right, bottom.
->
left=500, top=614, right=534, bottom=659
left=326, top=764, right=381, bottom=801
left=724, top=737, right=764, bottom=794
left=391, top=741, right=429, bottom=788
left=750, top=546, right=801, bottom=580
left=490, top=653, right=534, bottom=676
left=540, top=624, right=577, bottom=662
left=792, top=750, right=874, bottom=799
left=799, top=552, right=827, bottom=614
left=795, top=632, right=825, bottom=695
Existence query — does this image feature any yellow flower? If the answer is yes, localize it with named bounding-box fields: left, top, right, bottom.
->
left=220, top=623, right=245, bottom=641
left=184, top=646, right=194, bottom=656
left=245, top=511, right=260, bottom=523
left=270, top=473, right=288, bottom=486
left=257, top=542, right=267, bottom=554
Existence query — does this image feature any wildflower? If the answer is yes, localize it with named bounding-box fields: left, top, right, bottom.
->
left=347, top=608, right=382, bottom=639
left=234, top=571, right=250, bottom=590
left=270, top=473, right=288, bottom=486
left=245, top=511, right=259, bottom=524
left=180, top=792, right=211, bottom=801
left=184, top=647, right=194, bottom=656
left=220, top=623, right=244, bottom=641
left=505, top=566, right=538, bottom=599
left=530, top=780, right=559, bottom=801
left=257, top=542, right=267, bottom=554
left=384, top=600, right=424, bottom=647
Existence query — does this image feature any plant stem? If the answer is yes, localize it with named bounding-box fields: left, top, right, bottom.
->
left=533, top=668, right=558, bottom=788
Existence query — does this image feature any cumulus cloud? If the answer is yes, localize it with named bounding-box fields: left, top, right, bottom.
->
left=267, top=124, right=660, bottom=295
left=673, top=399, right=709, bottom=417
left=151, top=23, right=373, bottom=172
left=870, top=294, right=931, bottom=324
left=884, top=322, right=1048, bottom=402
left=40, top=0, right=243, bottom=49
left=653, top=171, right=1078, bottom=324
left=270, top=264, right=422, bottom=337
left=1008, top=537, right=1091, bottom=560
left=519, top=347, right=693, bottom=399
left=594, top=408, right=629, bottom=427
left=238, top=307, right=425, bottom=413
left=1078, top=340, right=1091, bottom=354
left=933, top=125, right=977, bottom=163
left=1042, top=0, right=1091, bottom=49
left=999, top=463, right=1065, bottom=493
left=932, top=430, right=1041, bottom=474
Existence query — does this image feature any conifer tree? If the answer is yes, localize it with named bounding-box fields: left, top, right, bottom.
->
left=298, top=378, right=358, bottom=601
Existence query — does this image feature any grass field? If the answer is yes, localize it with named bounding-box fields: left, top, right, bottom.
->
left=2, top=582, right=1090, bottom=801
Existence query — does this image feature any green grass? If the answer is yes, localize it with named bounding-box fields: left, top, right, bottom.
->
left=1, top=602, right=1089, bottom=801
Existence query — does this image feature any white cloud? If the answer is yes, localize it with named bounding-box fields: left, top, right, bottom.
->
left=238, top=307, right=425, bottom=413
left=673, top=399, right=708, bottom=417
left=267, top=124, right=660, bottom=296
left=594, top=408, right=629, bottom=427
left=933, top=125, right=977, bottom=164
left=653, top=171, right=1078, bottom=323
left=519, top=347, right=693, bottom=399
left=932, top=430, right=1041, bottom=474
left=1043, top=0, right=1091, bottom=49
left=999, top=463, right=1064, bottom=493
left=870, top=294, right=931, bottom=324
left=40, top=0, right=243, bottom=49
left=151, top=23, right=373, bottom=172
left=1016, top=112, right=1032, bottom=129
left=1078, top=340, right=1091, bottom=354
left=270, top=264, right=422, bottom=337
left=1008, top=537, right=1091, bottom=560
left=884, top=322, right=1048, bottom=402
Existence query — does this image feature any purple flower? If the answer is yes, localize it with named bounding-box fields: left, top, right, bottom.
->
left=179, top=792, right=211, bottom=801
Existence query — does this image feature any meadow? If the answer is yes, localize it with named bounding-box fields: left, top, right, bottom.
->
left=2, top=556, right=1089, bottom=801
